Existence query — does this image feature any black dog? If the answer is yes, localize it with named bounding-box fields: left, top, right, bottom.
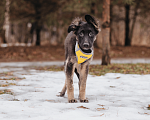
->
left=59, top=15, right=100, bottom=103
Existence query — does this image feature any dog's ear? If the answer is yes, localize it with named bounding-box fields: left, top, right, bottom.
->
left=68, top=17, right=82, bottom=33
left=85, top=15, right=100, bottom=34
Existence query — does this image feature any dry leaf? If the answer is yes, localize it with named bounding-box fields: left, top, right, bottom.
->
left=98, top=104, right=105, bottom=107
left=77, top=106, right=89, bottom=109
left=96, top=108, right=106, bottom=111
left=144, top=113, right=150, bottom=115
left=116, top=77, right=120, bottom=79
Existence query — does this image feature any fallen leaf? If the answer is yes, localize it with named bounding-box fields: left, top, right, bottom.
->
left=144, top=113, right=150, bottom=115
left=147, top=104, right=150, bottom=110
left=98, top=104, right=105, bottom=107
left=110, top=86, right=115, bottom=88
left=96, top=108, right=106, bottom=111
left=116, top=77, right=120, bottom=79
left=77, top=106, right=89, bottom=109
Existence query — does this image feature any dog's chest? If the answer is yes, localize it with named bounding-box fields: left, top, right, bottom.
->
left=74, top=59, right=91, bottom=72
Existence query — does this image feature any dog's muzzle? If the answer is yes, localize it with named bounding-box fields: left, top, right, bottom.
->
left=83, top=43, right=90, bottom=48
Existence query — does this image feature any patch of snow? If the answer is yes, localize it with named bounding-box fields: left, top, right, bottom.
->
left=0, top=43, right=32, bottom=47
left=0, top=61, right=64, bottom=67
left=0, top=67, right=150, bottom=120
left=0, top=58, right=150, bottom=68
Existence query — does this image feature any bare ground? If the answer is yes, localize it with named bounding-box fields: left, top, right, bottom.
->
left=0, top=45, right=150, bottom=62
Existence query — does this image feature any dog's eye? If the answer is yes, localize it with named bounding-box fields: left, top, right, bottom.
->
left=89, top=32, right=93, bottom=37
left=79, top=32, right=84, bottom=37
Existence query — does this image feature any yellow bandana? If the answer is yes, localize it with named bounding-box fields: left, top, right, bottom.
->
left=75, top=41, right=93, bottom=64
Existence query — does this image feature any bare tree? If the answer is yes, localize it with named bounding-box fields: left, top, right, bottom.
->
left=101, top=0, right=111, bottom=65
left=3, top=0, right=10, bottom=43
left=0, top=0, right=6, bottom=43
left=10, top=0, right=69, bottom=46
left=125, top=1, right=140, bottom=46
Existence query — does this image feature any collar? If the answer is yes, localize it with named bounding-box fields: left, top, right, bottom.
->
left=75, top=41, right=93, bottom=64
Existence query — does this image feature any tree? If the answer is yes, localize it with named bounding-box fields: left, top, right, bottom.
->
left=3, top=0, right=10, bottom=43
left=101, top=0, right=136, bottom=65
left=125, top=4, right=130, bottom=46
left=125, top=0, right=140, bottom=46
left=101, top=0, right=111, bottom=65
left=0, top=0, right=7, bottom=43
left=10, top=0, right=69, bottom=46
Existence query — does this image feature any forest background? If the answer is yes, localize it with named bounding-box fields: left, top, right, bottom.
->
left=0, top=0, right=150, bottom=63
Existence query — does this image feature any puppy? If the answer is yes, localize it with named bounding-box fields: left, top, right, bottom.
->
left=59, top=15, right=100, bottom=103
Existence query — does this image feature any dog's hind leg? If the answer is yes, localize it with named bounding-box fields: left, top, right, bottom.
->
left=58, top=80, right=67, bottom=97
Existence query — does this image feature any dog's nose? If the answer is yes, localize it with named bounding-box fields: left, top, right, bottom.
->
left=83, top=43, right=89, bottom=48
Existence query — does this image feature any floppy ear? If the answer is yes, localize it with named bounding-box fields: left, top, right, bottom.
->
left=85, top=15, right=100, bottom=34
left=68, top=25, right=78, bottom=33
left=68, top=17, right=82, bottom=33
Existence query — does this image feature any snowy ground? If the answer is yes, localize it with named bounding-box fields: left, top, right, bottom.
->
left=1, top=58, right=150, bottom=67
left=0, top=63, right=150, bottom=120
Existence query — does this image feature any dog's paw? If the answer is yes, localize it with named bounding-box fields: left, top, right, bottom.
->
left=68, top=99, right=77, bottom=103
left=56, top=92, right=65, bottom=97
left=80, top=99, right=89, bottom=103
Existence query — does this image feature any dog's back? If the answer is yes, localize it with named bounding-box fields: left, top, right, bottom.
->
left=64, top=31, right=76, bottom=60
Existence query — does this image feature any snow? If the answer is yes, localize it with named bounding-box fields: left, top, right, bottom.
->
left=0, top=43, right=32, bottom=47
left=1, top=58, right=150, bottom=67
left=0, top=65, right=150, bottom=120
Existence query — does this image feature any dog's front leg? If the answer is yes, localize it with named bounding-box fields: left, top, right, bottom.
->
left=66, top=61, right=77, bottom=103
left=79, top=63, right=89, bottom=103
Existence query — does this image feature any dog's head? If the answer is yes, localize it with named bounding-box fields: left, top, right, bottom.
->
left=68, top=15, right=100, bottom=51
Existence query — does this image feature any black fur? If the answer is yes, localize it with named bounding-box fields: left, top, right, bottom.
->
left=59, top=15, right=100, bottom=103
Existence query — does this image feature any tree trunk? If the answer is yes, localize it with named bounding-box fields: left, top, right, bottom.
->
left=3, top=0, right=10, bottom=43
left=101, top=0, right=111, bottom=65
left=29, top=22, right=35, bottom=44
left=91, top=2, right=100, bottom=48
left=129, top=2, right=139, bottom=45
left=35, top=27, right=41, bottom=46
left=125, top=4, right=130, bottom=46
left=0, top=30, right=7, bottom=43
left=110, top=4, right=112, bottom=45
left=125, top=2, right=139, bottom=46
left=35, top=2, right=42, bottom=46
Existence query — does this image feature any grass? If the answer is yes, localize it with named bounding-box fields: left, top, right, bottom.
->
left=0, top=72, right=14, bottom=77
left=0, top=71, right=26, bottom=80
left=35, top=65, right=64, bottom=71
left=0, top=72, right=25, bottom=95
left=35, top=63, right=150, bottom=76
left=0, top=77, right=26, bottom=80
left=89, top=63, right=150, bottom=76
left=0, top=89, right=13, bottom=95
left=0, top=83, right=16, bottom=87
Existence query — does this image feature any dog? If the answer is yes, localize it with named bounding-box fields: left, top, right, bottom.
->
left=59, top=15, right=100, bottom=103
